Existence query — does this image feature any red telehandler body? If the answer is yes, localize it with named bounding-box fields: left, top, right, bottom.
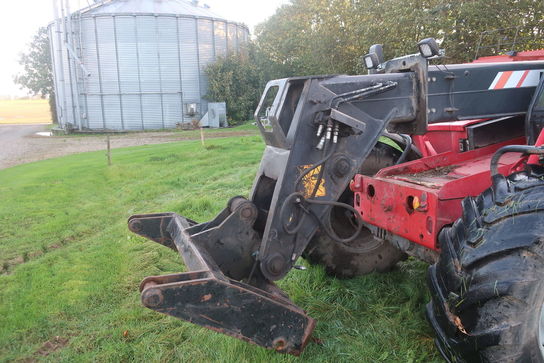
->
left=129, top=40, right=544, bottom=362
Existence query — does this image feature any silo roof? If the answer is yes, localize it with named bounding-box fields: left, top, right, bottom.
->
left=82, top=0, right=225, bottom=19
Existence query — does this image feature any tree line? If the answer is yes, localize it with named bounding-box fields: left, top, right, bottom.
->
left=206, top=0, right=543, bottom=123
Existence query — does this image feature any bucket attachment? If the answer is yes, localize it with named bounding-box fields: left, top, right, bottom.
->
left=128, top=197, right=315, bottom=355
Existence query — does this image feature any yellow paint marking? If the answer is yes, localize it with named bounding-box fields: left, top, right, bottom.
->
left=299, top=165, right=326, bottom=198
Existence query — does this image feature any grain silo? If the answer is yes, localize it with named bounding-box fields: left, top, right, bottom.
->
left=49, top=0, right=249, bottom=131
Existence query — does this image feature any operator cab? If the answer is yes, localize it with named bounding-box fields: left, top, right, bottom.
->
left=527, top=75, right=544, bottom=144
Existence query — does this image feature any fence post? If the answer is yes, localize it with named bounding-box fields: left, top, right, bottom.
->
left=106, top=136, right=112, bottom=166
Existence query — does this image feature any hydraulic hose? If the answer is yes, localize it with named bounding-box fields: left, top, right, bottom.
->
left=395, top=134, right=412, bottom=165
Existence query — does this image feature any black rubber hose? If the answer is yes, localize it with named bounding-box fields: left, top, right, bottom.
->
left=395, top=134, right=412, bottom=165
left=279, top=192, right=307, bottom=235
left=490, top=145, right=544, bottom=177
left=305, top=199, right=364, bottom=244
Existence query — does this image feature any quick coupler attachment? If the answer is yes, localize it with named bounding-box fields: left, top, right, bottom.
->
left=128, top=198, right=315, bottom=355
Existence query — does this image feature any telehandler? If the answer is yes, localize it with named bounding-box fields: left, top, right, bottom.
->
left=129, top=38, right=544, bottom=362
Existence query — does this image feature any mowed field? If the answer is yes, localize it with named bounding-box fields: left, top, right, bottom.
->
left=0, top=99, right=52, bottom=124
left=0, top=136, right=440, bottom=362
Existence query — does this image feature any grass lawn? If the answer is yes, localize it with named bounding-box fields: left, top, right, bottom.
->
left=0, top=135, right=440, bottom=362
left=0, top=99, right=52, bottom=124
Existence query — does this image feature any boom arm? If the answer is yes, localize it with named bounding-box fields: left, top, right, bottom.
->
left=251, top=70, right=423, bottom=281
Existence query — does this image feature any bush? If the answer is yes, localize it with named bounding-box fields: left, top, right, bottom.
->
left=204, top=43, right=287, bottom=125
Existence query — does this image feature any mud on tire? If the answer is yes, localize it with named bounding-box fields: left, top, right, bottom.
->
left=303, top=142, right=406, bottom=278
left=427, top=169, right=544, bottom=362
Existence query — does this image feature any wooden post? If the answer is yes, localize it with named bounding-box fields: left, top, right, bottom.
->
left=106, top=136, right=112, bottom=166
left=200, top=127, right=206, bottom=147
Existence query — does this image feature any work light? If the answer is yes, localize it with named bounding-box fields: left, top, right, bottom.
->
left=418, top=38, right=440, bottom=58
left=363, top=53, right=379, bottom=69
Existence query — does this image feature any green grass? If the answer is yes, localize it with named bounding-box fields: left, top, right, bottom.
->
left=0, top=136, right=439, bottom=362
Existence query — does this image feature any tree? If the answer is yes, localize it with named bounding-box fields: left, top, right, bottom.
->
left=204, top=43, right=283, bottom=123
left=438, top=0, right=544, bottom=62
left=255, top=0, right=544, bottom=74
left=14, top=26, right=57, bottom=123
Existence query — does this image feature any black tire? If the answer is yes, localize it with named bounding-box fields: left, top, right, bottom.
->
left=303, top=141, right=406, bottom=278
left=427, top=170, right=544, bottom=362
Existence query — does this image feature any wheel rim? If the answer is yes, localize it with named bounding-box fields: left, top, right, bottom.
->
left=540, top=301, right=544, bottom=359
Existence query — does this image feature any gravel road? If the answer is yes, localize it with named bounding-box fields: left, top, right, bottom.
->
left=0, top=124, right=256, bottom=170
left=0, top=124, right=51, bottom=170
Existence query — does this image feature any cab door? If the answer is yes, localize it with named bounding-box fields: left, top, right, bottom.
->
left=526, top=76, right=544, bottom=145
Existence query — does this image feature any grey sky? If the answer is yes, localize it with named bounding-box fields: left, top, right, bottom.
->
left=0, top=0, right=288, bottom=96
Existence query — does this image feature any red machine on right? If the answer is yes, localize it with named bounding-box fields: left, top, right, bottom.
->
left=131, top=36, right=544, bottom=362
left=351, top=45, right=544, bottom=362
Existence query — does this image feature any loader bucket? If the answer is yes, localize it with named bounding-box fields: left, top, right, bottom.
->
left=128, top=199, right=315, bottom=355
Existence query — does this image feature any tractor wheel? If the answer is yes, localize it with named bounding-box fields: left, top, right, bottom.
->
left=427, top=170, right=544, bottom=362
left=303, top=141, right=406, bottom=278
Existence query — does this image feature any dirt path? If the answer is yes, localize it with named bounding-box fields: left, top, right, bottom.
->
left=0, top=124, right=50, bottom=169
left=0, top=125, right=257, bottom=170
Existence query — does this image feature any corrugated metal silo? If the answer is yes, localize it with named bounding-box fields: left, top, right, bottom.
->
left=49, top=0, right=249, bottom=131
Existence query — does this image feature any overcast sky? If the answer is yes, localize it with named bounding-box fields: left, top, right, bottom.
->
left=0, top=0, right=288, bottom=96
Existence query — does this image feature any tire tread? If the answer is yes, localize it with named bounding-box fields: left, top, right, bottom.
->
left=427, top=170, right=544, bottom=362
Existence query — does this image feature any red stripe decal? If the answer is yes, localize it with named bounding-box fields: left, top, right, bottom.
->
left=516, top=70, right=530, bottom=88
left=494, top=71, right=513, bottom=89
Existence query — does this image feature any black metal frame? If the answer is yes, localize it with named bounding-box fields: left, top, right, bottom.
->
left=128, top=204, right=315, bottom=355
